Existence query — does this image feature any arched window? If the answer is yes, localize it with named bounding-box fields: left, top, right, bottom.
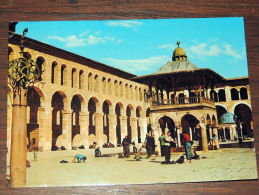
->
left=51, top=62, right=58, bottom=84
left=231, top=88, right=239, bottom=100
left=108, top=79, right=112, bottom=95
left=240, top=87, right=248, bottom=100
left=61, top=65, right=67, bottom=85
left=139, top=88, right=142, bottom=101
left=36, top=57, right=45, bottom=81
left=79, top=70, right=84, bottom=89
left=114, top=80, right=118, bottom=97
left=94, top=74, right=99, bottom=92
left=88, top=73, right=93, bottom=91
left=125, top=84, right=129, bottom=99
left=102, top=77, right=107, bottom=94
left=218, top=89, right=226, bottom=102
left=119, top=81, right=123, bottom=97
left=71, top=68, right=77, bottom=88
left=135, top=87, right=138, bottom=101
left=8, top=47, right=14, bottom=61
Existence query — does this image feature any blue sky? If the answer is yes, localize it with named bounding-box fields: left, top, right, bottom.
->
left=16, top=17, right=248, bottom=78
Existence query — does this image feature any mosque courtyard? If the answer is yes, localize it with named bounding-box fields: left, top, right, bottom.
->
left=21, top=147, right=258, bottom=187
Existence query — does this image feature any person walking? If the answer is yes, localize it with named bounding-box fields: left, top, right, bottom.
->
left=182, top=132, right=192, bottom=163
left=159, top=131, right=165, bottom=156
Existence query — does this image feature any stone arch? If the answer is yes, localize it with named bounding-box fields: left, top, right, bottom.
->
left=181, top=114, right=199, bottom=141
left=139, top=88, right=142, bottom=101
left=88, top=97, right=99, bottom=141
left=94, top=74, right=99, bottom=92
left=119, top=81, right=123, bottom=97
left=8, top=47, right=14, bottom=61
left=158, top=116, right=176, bottom=138
left=114, top=80, right=118, bottom=97
left=35, top=56, right=45, bottom=81
left=108, top=78, right=112, bottom=95
left=79, top=70, right=84, bottom=89
left=136, top=106, right=143, bottom=143
left=115, top=102, right=124, bottom=144
left=27, top=87, right=45, bottom=150
left=216, top=105, right=227, bottom=123
left=102, top=77, right=107, bottom=94
left=234, top=103, right=253, bottom=137
left=23, top=52, right=32, bottom=59
left=135, top=86, right=138, bottom=101
left=61, top=64, right=67, bottom=86
left=125, top=83, right=129, bottom=99
left=231, top=88, right=239, bottom=100
left=71, top=68, right=77, bottom=88
left=218, top=89, right=226, bottom=102
left=51, top=91, right=68, bottom=149
left=126, top=104, right=134, bottom=142
left=178, top=93, right=185, bottom=104
left=51, top=61, right=58, bottom=84
left=240, top=87, right=248, bottom=100
left=130, top=85, right=133, bottom=100
left=71, top=94, right=85, bottom=140
left=103, top=100, right=112, bottom=143
left=88, top=73, right=93, bottom=91
left=210, top=89, right=218, bottom=102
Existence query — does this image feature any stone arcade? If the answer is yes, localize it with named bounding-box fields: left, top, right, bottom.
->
left=7, top=34, right=253, bottom=157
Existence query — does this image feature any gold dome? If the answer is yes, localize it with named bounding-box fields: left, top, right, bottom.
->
left=173, top=47, right=186, bottom=56
left=172, top=41, right=187, bottom=61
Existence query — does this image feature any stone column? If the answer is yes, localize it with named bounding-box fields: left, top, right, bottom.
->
left=189, top=127, right=193, bottom=141
left=62, top=110, right=72, bottom=150
left=79, top=112, right=89, bottom=148
left=130, top=117, right=138, bottom=144
left=213, top=128, right=220, bottom=149
left=225, top=86, right=231, bottom=102
left=209, top=127, right=213, bottom=140
left=38, top=107, right=46, bottom=151
left=108, top=114, right=117, bottom=146
left=10, top=89, right=27, bottom=187
left=120, top=115, right=128, bottom=139
left=44, top=107, right=52, bottom=151
left=177, top=127, right=181, bottom=147
left=95, top=112, right=104, bottom=147
left=200, top=123, right=208, bottom=153
left=223, top=127, right=226, bottom=141
left=151, top=123, right=160, bottom=155
left=139, top=117, right=147, bottom=143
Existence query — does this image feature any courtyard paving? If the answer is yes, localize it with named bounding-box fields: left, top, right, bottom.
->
left=25, top=147, right=258, bottom=187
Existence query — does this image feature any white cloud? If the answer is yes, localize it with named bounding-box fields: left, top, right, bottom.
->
left=48, top=35, right=85, bottom=48
left=103, top=56, right=170, bottom=73
left=86, top=35, right=122, bottom=45
left=188, top=42, right=243, bottom=59
left=158, top=43, right=175, bottom=50
left=106, top=21, right=143, bottom=28
left=48, top=34, right=122, bottom=48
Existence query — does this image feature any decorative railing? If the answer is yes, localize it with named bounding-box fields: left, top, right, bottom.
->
left=152, top=96, right=214, bottom=106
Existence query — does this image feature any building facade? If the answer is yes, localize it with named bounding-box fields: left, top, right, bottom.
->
left=7, top=35, right=253, bottom=154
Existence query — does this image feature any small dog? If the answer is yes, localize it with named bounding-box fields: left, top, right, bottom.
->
left=176, top=155, right=185, bottom=164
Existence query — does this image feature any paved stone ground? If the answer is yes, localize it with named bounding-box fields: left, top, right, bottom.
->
left=25, top=148, right=258, bottom=187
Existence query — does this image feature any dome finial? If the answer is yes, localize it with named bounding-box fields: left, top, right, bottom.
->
left=176, top=40, right=180, bottom=47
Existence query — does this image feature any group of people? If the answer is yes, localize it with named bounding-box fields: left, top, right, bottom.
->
left=121, top=133, right=156, bottom=159
left=159, top=130, right=193, bottom=164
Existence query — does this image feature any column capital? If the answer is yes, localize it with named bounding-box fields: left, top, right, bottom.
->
left=108, top=114, right=116, bottom=118
left=120, top=115, right=127, bottom=120
left=61, top=109, right=72, bottom=115
left=95, top=112, right=103, bottom=117
left=38, top=106, right=45, bottom=112
left=80, top=111, right=89, bottom=116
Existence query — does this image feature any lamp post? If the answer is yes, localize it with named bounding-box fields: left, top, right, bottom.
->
left=8, top=28, right=42, bottom=187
